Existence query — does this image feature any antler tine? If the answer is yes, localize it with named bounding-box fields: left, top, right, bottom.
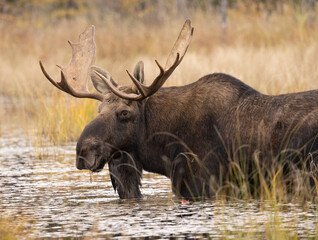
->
left=39, top=61, right=64, bottom=92
left=126, top=70, right=148, bottom=97
left=39, top=25, right=105, bottom=102
left=94, top=71, right=144, bottom=101
left=125, top=19, right=194, bottom=99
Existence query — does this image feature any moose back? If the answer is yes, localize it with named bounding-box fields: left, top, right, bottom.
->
left=40, top=20, right=318, bottom=199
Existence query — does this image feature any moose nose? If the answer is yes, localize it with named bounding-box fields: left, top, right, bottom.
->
left=76, top=155, right=87, bottom=170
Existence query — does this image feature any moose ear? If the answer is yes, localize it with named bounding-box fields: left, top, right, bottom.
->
left=133, top=61, right=145, bottom=83
left=91, top=66, right=118, bottom=94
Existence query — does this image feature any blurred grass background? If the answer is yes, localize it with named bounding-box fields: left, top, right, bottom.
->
left=0, top=0, right=317, bottom=143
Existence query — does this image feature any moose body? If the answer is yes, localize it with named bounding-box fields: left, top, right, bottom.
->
left=40, top=20, right=318, bottom=199
left=78, top=74, right=318, bottom=198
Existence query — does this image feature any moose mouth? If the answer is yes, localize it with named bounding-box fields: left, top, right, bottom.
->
left=78, top=151, right=124, bottom=173
left=76, top=155, right=108, bottom=172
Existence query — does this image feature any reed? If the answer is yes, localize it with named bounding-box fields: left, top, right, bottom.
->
left=34, top=92, right=98, bottom=145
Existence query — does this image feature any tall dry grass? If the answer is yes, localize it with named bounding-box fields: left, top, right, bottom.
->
left=0, top=6, right=317, bottom=142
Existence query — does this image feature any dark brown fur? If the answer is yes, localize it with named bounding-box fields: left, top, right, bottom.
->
left=76, top=73, right=318, bottom=199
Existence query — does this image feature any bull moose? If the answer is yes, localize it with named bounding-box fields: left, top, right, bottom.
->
left=40, top=20, right=318, bottom=199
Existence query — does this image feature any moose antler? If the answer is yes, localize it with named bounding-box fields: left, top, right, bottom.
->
left=39, top=25, right=105, bottom=102
left=94, top=19, right=194, bottom=101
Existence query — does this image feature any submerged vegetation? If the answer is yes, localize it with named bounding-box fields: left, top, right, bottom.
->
left=1, top=0, right=318, bottom=238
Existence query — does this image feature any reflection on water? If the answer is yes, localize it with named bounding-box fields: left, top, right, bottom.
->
left=0, top=128, right=318, bottom=239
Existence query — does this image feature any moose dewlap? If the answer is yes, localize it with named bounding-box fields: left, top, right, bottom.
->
left=40, top=20, right=318, bottom=200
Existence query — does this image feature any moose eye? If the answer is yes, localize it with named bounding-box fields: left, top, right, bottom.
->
left=121, top=110, right=129, bottom=116
left=118, top=110, right=130, bottom=121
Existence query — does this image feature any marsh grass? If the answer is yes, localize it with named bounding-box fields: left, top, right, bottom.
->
left=223, top=153, right=317, bottom=202
left=207, top=130, right=318, bottom=203
left=179, top=148, right=318, bottom=204
left=35, top=92, right=98, bottom=144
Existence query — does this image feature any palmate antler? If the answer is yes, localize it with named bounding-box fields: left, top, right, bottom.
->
left=94, top=19, right=194, bottom=101
left=39, top=25, right=105, bottom=102
left=40, top=20, right=193, bottom=102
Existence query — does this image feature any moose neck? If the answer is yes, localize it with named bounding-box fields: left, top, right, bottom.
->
left=136, top=85, right=195, bottom=176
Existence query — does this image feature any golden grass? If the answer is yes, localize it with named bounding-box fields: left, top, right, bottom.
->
left=35, top=92, right=98, bottom=144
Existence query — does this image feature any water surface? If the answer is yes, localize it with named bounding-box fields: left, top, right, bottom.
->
left=0, top=128, right=317, bottom=239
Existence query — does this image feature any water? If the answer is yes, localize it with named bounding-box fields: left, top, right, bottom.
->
left=0, top=128, right=318, bottom=239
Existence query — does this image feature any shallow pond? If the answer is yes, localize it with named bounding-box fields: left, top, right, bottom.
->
left=1, top=128, right=318, bottom=239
